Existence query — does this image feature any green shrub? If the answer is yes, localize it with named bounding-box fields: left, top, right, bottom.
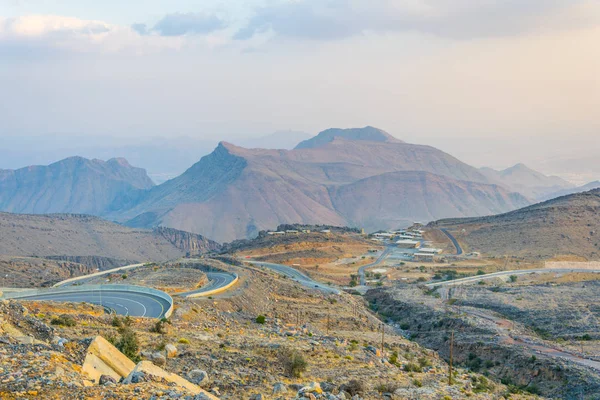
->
left=280, top=348, right=308, bottom=378
left=178, top=338, right=190, bottom=344
left=412, top=379, right=422, bottom=387
left=50, top=315, right=76, bottom=327
left=256, top=315, right=266, bottom=324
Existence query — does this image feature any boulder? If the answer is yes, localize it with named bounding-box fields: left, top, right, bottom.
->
left=123, top=361, right=219, bottom=398
left=165, top=344, right=178, bottom=358
left=273, top=382, right=288, bottom=394
left=188, top=369, right=209, bottom=387
left=99, top=375, right=117, bottom=386
left=151, top=352, right=167, bottom=366
left=81, top=336, right=136, bottom=384
left=299, top=382, right=323, bottom=395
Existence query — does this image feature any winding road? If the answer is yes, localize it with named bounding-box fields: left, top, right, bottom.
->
left=358, top=246, right=393, bottom=285
left=440, top=228, right=463, bottom=255
left=5, top=287, right=172, bottom=318
left=2, top=262, right=239, bottom=317
left=426, top=268, right=600, bottom=288
left=177, top=271, right=238, bottom=297
left=245, top=260, right=340, bottom=294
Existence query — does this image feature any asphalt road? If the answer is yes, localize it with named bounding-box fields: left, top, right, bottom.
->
left=246, top=261, right=340, bottom=294
left=440, top=228, right=463, bottom=255
left=11, top=288, right=171, bottom=318
left=178, top=271, right=237, bottom=297
left=358, top=246, right=393, bottom=285
left=427, top=268, right=600, bottom=288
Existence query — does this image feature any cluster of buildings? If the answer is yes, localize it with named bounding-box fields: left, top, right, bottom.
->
left=371, top=228, right=443, bottom=263
left=266, top=228, right=329, bottom=236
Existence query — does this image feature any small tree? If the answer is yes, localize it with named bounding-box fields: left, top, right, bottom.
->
left=280, top=348, right=308, bottom=378
left=255, top=315, right=266, bottom=324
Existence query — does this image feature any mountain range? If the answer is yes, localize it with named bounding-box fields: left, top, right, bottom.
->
left=0, top=126, right=577, bottom=242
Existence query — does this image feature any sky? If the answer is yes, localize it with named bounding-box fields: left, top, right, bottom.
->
left=0, top=1, right=599, bottom=181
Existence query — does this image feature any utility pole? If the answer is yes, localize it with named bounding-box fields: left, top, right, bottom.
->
left=449, top=331, right=454, bottom=386
left=381, top=323, right=385, bottom=357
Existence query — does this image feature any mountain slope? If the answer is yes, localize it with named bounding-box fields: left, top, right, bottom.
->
left=295, top=126, right=402, bottom=149
left=430, top=189, right=600, bottom=259
left=539, top=180, right=600, bottom=202
left=0, top=157, right=154, bottom=215
left=331, top=171, right=530, bottom=232
left=0, top=212, right=220, bottom=263
left=479, top=163, right=573, bottom=199
left=112, top=127, right=527, bottom=242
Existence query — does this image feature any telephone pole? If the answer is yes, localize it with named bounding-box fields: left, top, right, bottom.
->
left=380, top=323, right=385, bottom=357
left=449, top=331, right=454, bottom=385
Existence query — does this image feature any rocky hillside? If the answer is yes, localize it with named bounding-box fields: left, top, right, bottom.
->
left=479, top=163, right=573, bottom=200
left=540, top=180, right=600, bottom=202
left=113, top=127, right=528, bottom=242
left=430, top=188, right=600, bottom=259
left=0, top=256, right=97, bottom=287
left=0, top=157, right=154, bottom=215
left=0, top=213, right=220, bottom=264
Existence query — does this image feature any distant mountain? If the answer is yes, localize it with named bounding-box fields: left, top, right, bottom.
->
left=295, top=126, right=402, bottom=149
left=0, top=213, right=221, bottom=265
left=479, top=163, right=573, bottom=200
left=0, top=157, right=154, bottom=215
left=234, top=130, right=313, bottom=150
left=109, top=127, right=527, bottom=242
left=540, top=181, right=600, bottom=202
left=330, top=171, right=529, bottom=232
left=430, top=188, right=600, bottom=259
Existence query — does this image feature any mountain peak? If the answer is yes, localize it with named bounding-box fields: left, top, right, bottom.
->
left=295, top=126, right=403, bottom=149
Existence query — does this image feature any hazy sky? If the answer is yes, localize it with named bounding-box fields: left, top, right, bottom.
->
left=1, top=1, right=599, bottom=177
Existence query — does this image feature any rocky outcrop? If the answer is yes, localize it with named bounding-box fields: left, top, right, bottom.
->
left=154, top=227, right=221, bottom=255
left=45, top=255, right=134, bottom=271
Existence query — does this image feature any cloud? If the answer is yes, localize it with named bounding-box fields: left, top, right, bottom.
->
left=151, top=12, right=225, bottom=36
left=235, top=0, right=600, bottom=40
left=0, top=15, right=220, bottom=57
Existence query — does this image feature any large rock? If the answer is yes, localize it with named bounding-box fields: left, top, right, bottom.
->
left=124, top=361, right=219, bottom=398
left=187, top=369, right=209, bottom=387
left=165, top=344, right=178, bottom=358
left=81, top=336, right=136, bottom=384
left=151, top=352, right=167, bottom=366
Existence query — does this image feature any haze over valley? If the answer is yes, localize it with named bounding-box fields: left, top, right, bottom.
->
left=1, top=1, right=599, bottom=399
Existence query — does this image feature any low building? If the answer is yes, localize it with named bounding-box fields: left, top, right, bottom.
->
left=268, top=231, right=286, bottom=235
left=414, top=252, right=436, bottom=262
left=419, top=248, right=442, bottom=254
left=396, top=240, right=421, bottom=249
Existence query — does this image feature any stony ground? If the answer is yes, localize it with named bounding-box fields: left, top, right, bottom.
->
left=82, top=264, right=209, bottom=294
left=0, top=260, right=537, bottom=400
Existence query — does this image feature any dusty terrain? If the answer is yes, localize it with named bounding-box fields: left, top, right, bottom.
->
left=225, top=229, right=380, bottom=285
left=366, top=271, right=600, bottom=399
left=82, top=264, right=209, bottom=294
left=0, top=259, right=537, bottom=399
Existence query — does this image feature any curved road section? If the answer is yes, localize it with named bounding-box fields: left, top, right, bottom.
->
left=5, top=286, right=172, bottom=318
left=246, top=261, right=340, bottom=294
left=440, top=228, right=463, bottom=255
left=358, top=246, right=393, bottom=285
left=426, top=268, right=600, bottom=288
left=178, top=271, right=238, bottom=297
